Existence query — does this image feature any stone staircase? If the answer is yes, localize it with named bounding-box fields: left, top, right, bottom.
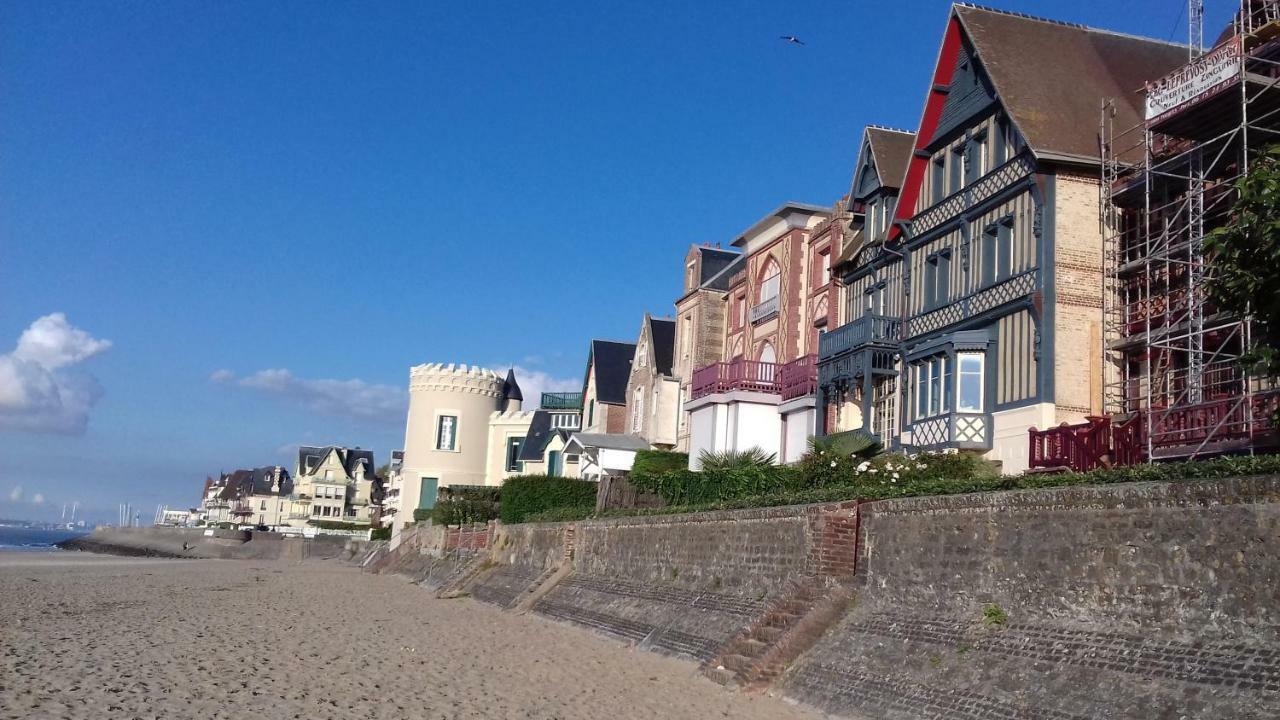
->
left=434, top=552, right=496, bottom=598
left=702, top=581, right=855, bottom=691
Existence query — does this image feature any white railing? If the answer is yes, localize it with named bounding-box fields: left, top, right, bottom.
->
left=749, top=295, right=780, bottom=323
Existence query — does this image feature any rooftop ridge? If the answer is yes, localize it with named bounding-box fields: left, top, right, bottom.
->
left=867, top=124, right=915, bottom=135
left=955, top=2, right=1192, bottom=50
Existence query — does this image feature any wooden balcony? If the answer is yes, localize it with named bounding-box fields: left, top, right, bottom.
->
left=779, top=355, right=817, bottom=401
left=691, top=359, right=779, bottom=399
left=540, top=392, right=583, bottom=410
left=690, top=356, right=817, bottom=402
left=818, top=314, right=900, bottom=361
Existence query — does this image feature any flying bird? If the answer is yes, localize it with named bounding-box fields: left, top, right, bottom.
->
left=780, top=35, right=805, bottom=46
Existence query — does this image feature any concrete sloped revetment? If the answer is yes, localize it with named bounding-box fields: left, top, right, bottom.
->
left=77, top=475, right=1280, bottom=718
left=365, top=476, right=1280, bottom=719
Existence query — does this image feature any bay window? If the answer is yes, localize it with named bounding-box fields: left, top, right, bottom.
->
left=958, top=353, right=985, bottom=412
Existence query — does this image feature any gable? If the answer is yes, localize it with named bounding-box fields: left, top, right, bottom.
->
left=852, top=141, right=881, bottom=200
left=929, top=40, right=999, bottom=148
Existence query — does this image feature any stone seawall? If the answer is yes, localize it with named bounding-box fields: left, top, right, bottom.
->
left=781, top=476, right=1280, bottom=720
left=59, top=527, right=350, bottom=561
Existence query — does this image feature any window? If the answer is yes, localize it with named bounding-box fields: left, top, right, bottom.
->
left=436, top=415, right=458, bottom=451
left=550, top=413, right=578, bottom=429
left=872, top=376, right=897, bottom=439
left=759, top=260, right=780, bottom=302
left=506, top=437, right=524, bottom=472
left=949, top=146, right=963, bottom=194
left=735, top=294, right=746, bottom=328
left=312, top=506, right=320, bottom=516
left=637, top=340, right=647, bottom=368
left=982, top=217, right=1015, bottom=285
left=758, top=342, right=776, bottom=365
left=631, top=387, right=644, bottom=432
left=932, top=157, right=946, bottom=203
left=818, top=248, right=831, bottom=286
left=914, top=356, right=950, bottom=419
left=587, top=399, right=595, bottom=427
left=924, top=251, right=951, bottom=309
left=958, top=353, right=985, bottom=412
left=548, top=450, right=563, bottom=477
left=324, top=469, right=333, bottom=480
left=260, top=500, right=266, bottom=510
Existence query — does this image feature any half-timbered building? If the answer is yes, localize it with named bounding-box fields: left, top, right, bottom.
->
left=817, top=5, right=1188, bottom=473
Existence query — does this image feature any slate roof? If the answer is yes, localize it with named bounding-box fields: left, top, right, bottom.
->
left=502, top=368, right=523, bottom=403
left=866, top=127, right=915, bottom=190
left=250, top=467, right=292, bottom=496
left=648, top=316, right=676, bottom=377
left=565, top=433, right=649, bottom=452
left=697, top=247, right=739, bottom=284
left=702, top=253, right=745, bottom=292
left=298, top=445, right=376, bottom=480
left=518, top=411, right=553, bottom=462
left=954, top=5, right=1190, bottom=164
left=587, top=340, right=636, bottom=405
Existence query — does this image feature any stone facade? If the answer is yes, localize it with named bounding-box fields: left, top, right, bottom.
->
left=782, top=476, right=1280, bottom=720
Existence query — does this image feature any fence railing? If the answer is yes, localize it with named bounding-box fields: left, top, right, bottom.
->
left=540, top=392, right=583, bottom=410
left=690, top=359, right=780, bottom=399
left=779, top=354, right=817, bottom=401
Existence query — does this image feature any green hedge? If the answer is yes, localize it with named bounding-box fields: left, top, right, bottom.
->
left=499, top=475, right=597, bottom=524
left=370, top=526, right=391, bottom=541
left=630, top=450, right=689, bottom=484
left=570, top=453, right=1280, bottom=521
left=431, top=497, right=499, bottom=526
left=523, top=505, right=599, bottom=523
left=412, top=508, right=432, bottom=523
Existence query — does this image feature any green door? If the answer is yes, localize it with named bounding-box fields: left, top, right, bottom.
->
left=548, top=451, right=562, bottom=477
left=418, top=477, right=439, bottom=510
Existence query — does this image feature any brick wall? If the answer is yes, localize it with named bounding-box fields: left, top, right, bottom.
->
left=783, top=476, right=1280, bottom=720
left=1052, top=171, right=1104, bottom=418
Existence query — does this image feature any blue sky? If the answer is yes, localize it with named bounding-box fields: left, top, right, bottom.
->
left=0, top=0, right=1236, bottom=522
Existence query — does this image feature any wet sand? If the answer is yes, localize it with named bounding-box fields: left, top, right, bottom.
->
left=0, top=552, right=818, bottom=719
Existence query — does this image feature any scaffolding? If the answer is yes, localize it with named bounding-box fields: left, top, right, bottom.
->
left=1100, top=0, right=1280, bottom=461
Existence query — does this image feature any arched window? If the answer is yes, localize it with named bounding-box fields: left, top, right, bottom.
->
left=759, top=258, right=781, bottom=303
left=759, top=342, right=776, bottom=365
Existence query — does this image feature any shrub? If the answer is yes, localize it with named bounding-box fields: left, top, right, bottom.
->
left=441, top=485, right=501, bottom=502
left=431, top=497, right=499, bottom=526
left=412, top=508, right=432, bottom=523
left=697, top=447, right=777, bottom=472
left=370, top=526, right=391, bottom=541
left=631, top=464, right=804, bottom=505
left=499, top=475, right=598, bottom=524
left=630, top=450, right=689, bottom=484
left=307, top=520, right=366, bottom=530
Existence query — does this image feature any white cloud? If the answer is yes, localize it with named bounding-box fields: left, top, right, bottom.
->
left=31, top=492, right=44, bottom=505
left=213, top=369, right=407, bottom=424
left=8, top=486, right=22, bottom=503
left=511, top=366, right=579, bottom=408
left=0, top=314, right=111, bottom=434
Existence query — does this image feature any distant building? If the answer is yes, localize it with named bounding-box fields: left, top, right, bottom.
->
left=200, top=466, right=290, bottom=527
left=673, top=245, right=742, bottom=452
left=580, top=339, right=636, bottom=434
left=684, top=202, right=839, bottom=467
left=624, top=313, right=679, bottom=449
left=290, top=446, right=377, bottom=526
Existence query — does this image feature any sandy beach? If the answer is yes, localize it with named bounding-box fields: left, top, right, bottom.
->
left=0, top=551, right=818, bottom=720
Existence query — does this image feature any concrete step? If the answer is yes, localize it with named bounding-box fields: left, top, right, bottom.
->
left=703, top=666, right=737, bottom=686
left=719, top=653, right=754, bottom=673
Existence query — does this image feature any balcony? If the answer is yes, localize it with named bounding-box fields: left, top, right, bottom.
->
left=779, top=355, right=817, bottom=401
left=818, top=314, right=900, bottom=361
left=691, top=359, right=779, bottom=399
left=909, top=412, right=992, bottom=450
left=749, top=296, right=780, bottom=324
left=910, top=153, right=1035, bottom=237
left=541, top=392, right=583, bottom=410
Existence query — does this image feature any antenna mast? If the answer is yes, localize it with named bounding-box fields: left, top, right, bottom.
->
left=1189, top=0, right=1204, bottom=58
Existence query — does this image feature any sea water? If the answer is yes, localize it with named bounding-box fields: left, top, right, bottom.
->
left=0, top=527, right=87, bottom=551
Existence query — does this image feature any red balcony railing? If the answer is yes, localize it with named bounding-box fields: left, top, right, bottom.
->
left=691, top=359, right=780, bottom=399
left=779, top=354, right=817, bottom=401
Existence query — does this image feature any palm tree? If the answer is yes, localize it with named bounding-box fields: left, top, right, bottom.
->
left=697, top=447, right=777, bottom=472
